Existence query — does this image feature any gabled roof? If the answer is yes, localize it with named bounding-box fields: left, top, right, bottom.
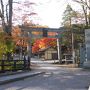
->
left=39, top=46, right=56, bottom=52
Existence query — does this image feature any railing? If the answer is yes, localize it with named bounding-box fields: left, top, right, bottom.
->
left=0, top=60, right=30, bottom=73
left=62, top=54, right=73, bottom=64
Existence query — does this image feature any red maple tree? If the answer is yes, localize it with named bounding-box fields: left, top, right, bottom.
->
left=32, top=38, right=57, bottom=53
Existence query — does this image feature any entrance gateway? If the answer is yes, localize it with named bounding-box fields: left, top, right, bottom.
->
left=20, top=26, right=74, bottom=64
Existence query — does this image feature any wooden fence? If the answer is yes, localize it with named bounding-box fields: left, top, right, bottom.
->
left=0, top=60, right=30, bottom=73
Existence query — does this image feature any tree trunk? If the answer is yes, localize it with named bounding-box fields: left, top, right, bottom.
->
left=0, top=0, right=13, bottom=34
left=88, top=0, right=90, bottom=25
left=81, top=0, right=88, bottom=27
left=0, top=0, right=6, bottom=32
left=8, top=0, right=13, bottom=35
left=88, top=12, right=90, bottom=25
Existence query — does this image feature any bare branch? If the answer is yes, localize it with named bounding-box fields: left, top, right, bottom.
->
left=73, top=0, right=90, bottom=9
left=6, top=4, right=9, bottom=23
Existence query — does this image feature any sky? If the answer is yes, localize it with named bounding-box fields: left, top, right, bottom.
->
left=30, top=0, right=82, bottom=28
left=8, top=0, right=82, bottom=28
left=32, top=0, right=67, bottom=28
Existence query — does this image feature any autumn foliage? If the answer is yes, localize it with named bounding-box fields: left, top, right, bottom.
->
left=12, top=26, right=28, bottom=47
left=11, top=26, right=57, bottom=54
left=32, top=38, right=57, bottom=53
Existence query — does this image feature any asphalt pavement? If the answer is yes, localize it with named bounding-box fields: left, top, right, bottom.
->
left=0, top=58, right=90, bottom=90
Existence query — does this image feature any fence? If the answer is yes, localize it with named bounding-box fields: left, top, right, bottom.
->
left=62, top=54, right=73, bottom=64
left=0, top=59, right=30, bottom=73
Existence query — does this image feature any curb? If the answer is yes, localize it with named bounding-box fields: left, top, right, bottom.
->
left=53, top=64, right=79, bottom=68
left=0, top=71, right=45, bottom=85
left=0, top=70, right=31, bottom=77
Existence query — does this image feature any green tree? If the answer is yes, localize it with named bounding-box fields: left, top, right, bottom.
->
left=62, top=4, right=84, bottom=49
left=62, top=4, right=78, bottom=27
left=62, top=4, right=76, bottom=47
left=0, top=32, right=15, bottom=60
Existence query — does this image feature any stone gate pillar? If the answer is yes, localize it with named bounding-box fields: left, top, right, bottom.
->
left=83, top=29, right=90, bottom=68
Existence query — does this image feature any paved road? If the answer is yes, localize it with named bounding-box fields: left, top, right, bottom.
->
left=0, top=58, right=90, bottom=90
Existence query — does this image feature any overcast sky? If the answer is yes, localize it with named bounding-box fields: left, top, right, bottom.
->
left=32, top=0, right=67, bottom=28
left=12, top=0, right=82, bottom=28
